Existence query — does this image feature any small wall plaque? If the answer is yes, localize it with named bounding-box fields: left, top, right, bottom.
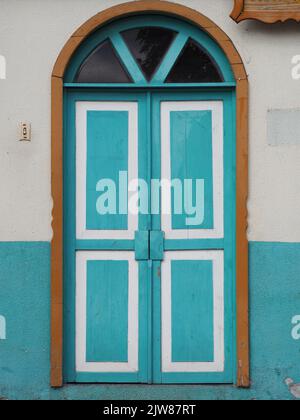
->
left=231, top=0, right=300, bottom=23
left=19, top=122, right=31, bottom=142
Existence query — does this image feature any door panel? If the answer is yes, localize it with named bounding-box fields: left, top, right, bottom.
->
left=76, top=101, right=139, bottom=240
left=152, top=92, right=235, bottom=384
left=76, top=252, right=138, bottom=372
left=170, top=258, right=215, bottom=364
left=160, top=101, right=224, bottom=239
left=65, top=92, right=149, bottom=383
left=161, top=251, right=224, bottom=373
left=170, top=110, right=214, bottom=231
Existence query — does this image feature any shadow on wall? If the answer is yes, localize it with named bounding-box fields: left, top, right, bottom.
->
left=241, top=19, right=300, bottom=35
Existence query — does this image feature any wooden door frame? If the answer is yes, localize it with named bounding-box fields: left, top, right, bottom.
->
left=51, top=0, right=249, bottom=388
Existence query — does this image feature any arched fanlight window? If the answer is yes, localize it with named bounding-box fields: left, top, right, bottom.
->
left=75, top=40, right=133, bottom=83
left=65, top=16, right=233, bottom=85
left=121, top=27, right=177, bottom=81
left=165, top=38, right=223, bottom=83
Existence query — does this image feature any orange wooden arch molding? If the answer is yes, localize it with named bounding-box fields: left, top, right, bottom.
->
left=51, top=0, right=249, bottom=388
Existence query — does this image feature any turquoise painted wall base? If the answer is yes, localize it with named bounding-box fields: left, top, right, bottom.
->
left=0, top=242, right=299, bottom=400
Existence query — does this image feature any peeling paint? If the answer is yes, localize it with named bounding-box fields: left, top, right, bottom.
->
left=285, top=379, right=300, bottom=399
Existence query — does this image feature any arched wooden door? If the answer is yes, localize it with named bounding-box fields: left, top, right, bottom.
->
left=60, top=14, right=240, bottom=385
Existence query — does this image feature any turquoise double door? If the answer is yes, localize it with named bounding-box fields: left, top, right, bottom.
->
left=64, top=89, right=236, bottom=384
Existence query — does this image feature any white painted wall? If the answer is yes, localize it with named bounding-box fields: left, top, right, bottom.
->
left=0, top=0, right=300, bottom=242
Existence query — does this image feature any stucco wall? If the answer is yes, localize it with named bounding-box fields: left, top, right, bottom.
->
left=0, top=0, right=300, bottom=400
left=1, top=0, right=300, bottom=242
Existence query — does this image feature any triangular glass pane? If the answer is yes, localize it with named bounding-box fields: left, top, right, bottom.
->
left=122, top=27, right=177, bottom=81
left=166, top=39, right=224, bottom=83
left=75, top=39, right=133, bottom=83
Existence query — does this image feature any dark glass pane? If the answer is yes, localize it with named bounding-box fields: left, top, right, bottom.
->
left=122, top=27, right=177, bottom=81
left=75, top=40, right=132, bottom=83
left=166, top=39, right=224, bottom=83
